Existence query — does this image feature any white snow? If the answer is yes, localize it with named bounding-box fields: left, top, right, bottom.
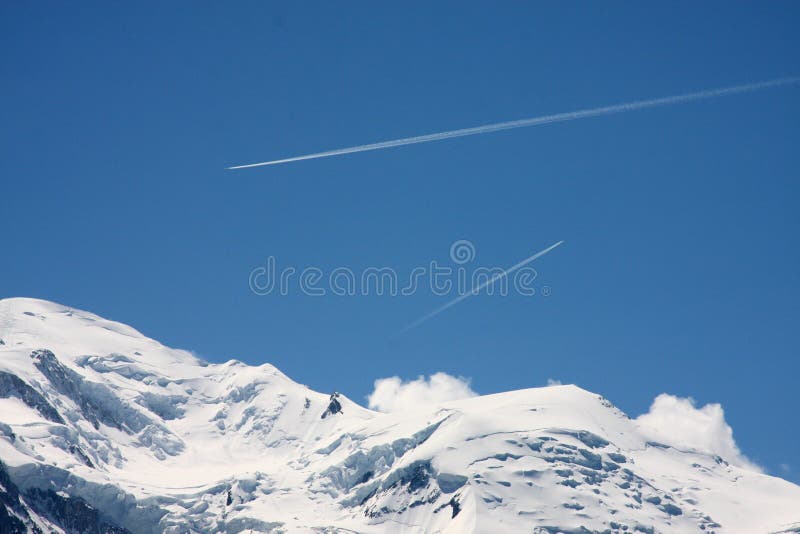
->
left=0, top=397, right=46, bottom=425
left=0, top=297, right=798, bottom=533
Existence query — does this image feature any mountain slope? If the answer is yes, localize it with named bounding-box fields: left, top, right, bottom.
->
left=0, top=298, right=798, bottom=533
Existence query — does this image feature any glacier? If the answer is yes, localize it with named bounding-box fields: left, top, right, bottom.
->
left=0, top=297, right=798, bottom=533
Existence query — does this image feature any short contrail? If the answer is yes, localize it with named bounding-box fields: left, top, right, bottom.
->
left=229, top=77, right=798, bottom=170
left=400, top=240, right=564, bottom=333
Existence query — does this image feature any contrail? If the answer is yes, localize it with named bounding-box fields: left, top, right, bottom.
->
left=400, top=240, right=564, bottom=333
left=228, top=77, right=799, bottom=170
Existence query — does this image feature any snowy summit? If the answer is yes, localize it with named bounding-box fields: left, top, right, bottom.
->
left=0, top=298, right=798, bottom=533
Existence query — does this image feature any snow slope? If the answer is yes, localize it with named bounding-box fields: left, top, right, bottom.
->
left=0, top=298, right=798, bottom=533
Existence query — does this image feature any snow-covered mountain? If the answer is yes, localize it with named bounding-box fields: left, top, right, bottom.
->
left=0, top=298, right=798, bottom=533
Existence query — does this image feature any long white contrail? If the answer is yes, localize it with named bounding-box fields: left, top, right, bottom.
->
left=400, top=240, right=564, bottom=333
left=229, top=77, right=799, bottom=170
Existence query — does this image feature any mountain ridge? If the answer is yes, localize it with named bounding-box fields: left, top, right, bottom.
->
left=0, top=297, right=798, bottom=533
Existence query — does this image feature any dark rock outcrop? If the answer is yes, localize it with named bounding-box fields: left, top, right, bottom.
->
left=321, top=392, right=343, bottom=419
left=0, top=370, right=64, bottom=424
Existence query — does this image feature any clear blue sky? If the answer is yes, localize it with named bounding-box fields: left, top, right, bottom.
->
left=2, top=3, right=798, bottom=480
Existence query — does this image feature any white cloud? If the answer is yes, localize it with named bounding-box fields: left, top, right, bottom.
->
left=367, top=372, right=477, bottom=413
left=546, top=378, right=563, bottom=386
left=635, top=394, right=761, bottom=472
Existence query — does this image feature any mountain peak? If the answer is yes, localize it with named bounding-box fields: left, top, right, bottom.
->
left=1, top=299, right=798, bottom=533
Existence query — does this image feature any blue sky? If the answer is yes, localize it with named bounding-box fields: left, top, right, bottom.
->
left=2, top=3, right=798, bottom=480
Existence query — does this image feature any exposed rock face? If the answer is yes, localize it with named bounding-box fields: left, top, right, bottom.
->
left=1, top=461, right=130, bottom=533
left=0, top=370, right=64, bottom=424
left=0, top=461, right=34, bottom=533
left=321, top=392, right=343, bottom=419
